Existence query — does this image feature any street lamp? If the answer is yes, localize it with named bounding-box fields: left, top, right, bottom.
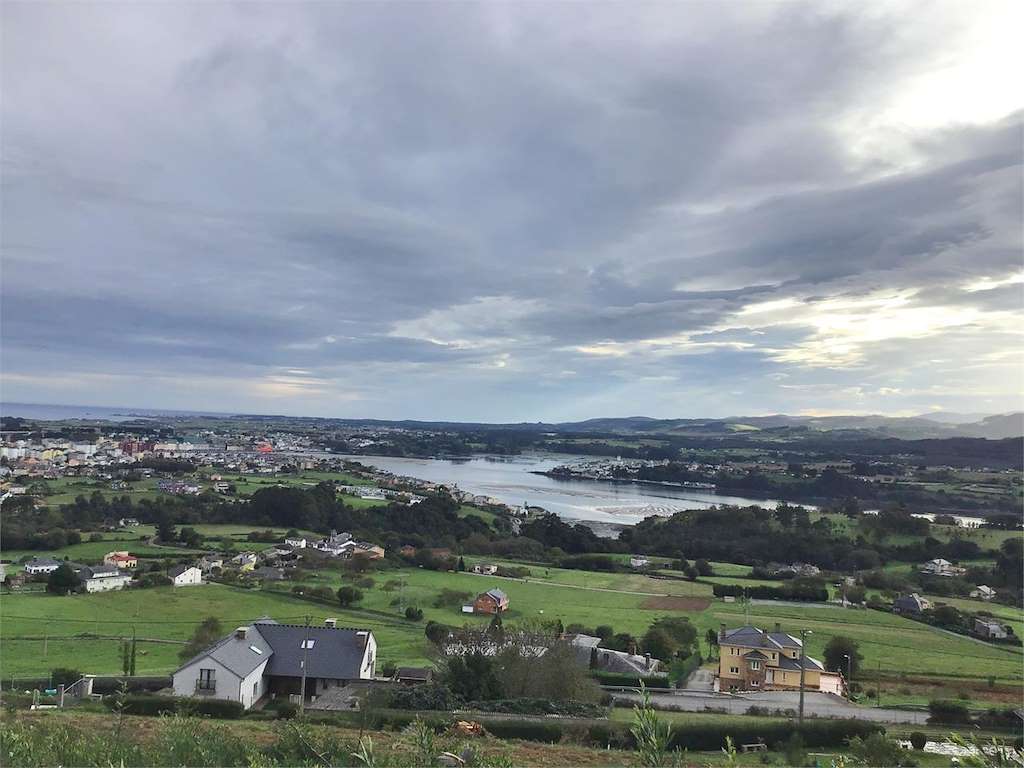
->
left=843, top=653, right=852, bottom=682
left=798, top=629, right=812, bottom=726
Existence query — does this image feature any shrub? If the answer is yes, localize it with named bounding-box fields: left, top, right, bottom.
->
left=263, top=699, right=299, bottom=719
left=102, top=694, right=243, bottom=719
left=664, top=719, right=882, bottom=751
left=928, top=699, right=970, bottom=724
left=405, top=606, right=424, bottom=621
left=909, top=731, right=927, bottom=750
left=480, top=719, right=563, bottom=743
left=591, top=671, right=669, bottom=688
left=49, top=668, right=82, bottom=688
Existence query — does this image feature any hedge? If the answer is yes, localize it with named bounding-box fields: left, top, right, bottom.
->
left=591, top=671, right=671, bottom=688
left=665, top=718, right=883, bottom=751
left=478, top=720, right=564, bottom=743
left=102, top=694, right=244, bottom=719
left=927, top=699, right=970, bottom=724
left=466, top=698, right=606, bottom=718
left=711, top=582, right=829, bottom=602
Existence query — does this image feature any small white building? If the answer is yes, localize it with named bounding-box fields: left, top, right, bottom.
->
left=80, top=566, right=132, bottom=593
left=970, top=585, right=996, bottom=601
left=629, top=556, right=650, bottom=569
left=24, top=557, right=62, bottom=575
left=169, top=565, right=203, bottom=587
left=472, top=563, right=498, bottom=575
left=284, top=537, right=307, bottom=549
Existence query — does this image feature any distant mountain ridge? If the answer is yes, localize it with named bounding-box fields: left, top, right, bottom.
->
left=549, top=412, right=1024, bottom=439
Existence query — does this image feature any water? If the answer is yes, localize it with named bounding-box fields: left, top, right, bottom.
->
left=340, top=453, right=784, bottom=526
left=0, top=402, right=232, bottom=422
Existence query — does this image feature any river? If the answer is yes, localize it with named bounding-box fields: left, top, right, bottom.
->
left=339, top=453, right=784, bottom=527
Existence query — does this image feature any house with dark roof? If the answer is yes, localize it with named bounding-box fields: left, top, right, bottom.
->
left=171, top=619, right=377, bottom=710
left=716, top=624, right=842, bottom=695
left=566, top=634, right=664, bottom=677
left=893, top=593, right=930, bottom=615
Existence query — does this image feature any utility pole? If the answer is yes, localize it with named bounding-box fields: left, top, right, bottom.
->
left=797, top=629, right=812, bottom=727
left=299, top=615, right=310, bottom=714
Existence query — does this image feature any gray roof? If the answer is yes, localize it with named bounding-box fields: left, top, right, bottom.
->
left=484, top=588, right=507, bottom=601
left=777, top=654, right=824, bottom=672
left=256, top=624, right=370, bottom=679
left=80, top=565, right=123, bottom=579
left=25, top=557, right=61, bottom=567
left=722, top=626, right=802, bottom=651
left=168, top=565, right=196, bottom=578
left=176, top=624, right=275, bottom=679
left=894, top=594, right=925, bottom=612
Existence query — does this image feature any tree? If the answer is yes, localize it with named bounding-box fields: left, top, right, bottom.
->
left=456, top=556, right=466, bottom=572
left=338, top=586, right=363, bottom=608
left=705, top=628, right=719, bottom=656
left=442, top=652, right=503, bottom=701
left=694, top=559, right=713, bottom=576
left=47, top=563, right=79, bottom=595
left=424, top=620, right=450, bottom=646
left=594, top=625, right=614, bottom=641
left=650, top=617, right=697, bottom=656
left=641, top=628, right=678, bottom=661
left=178, top=527, right=202, bottom=547
left=823, top=635, right=863, bottom=678
left=155, top=513, right=176, bottom=544
left=405, top=606, right=423, bottom=621
left=179, top=617, right=223, bottom=661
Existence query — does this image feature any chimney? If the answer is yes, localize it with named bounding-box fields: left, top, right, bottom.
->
left=235, top=626, right=248, bottom=640
left=324, top=618, right=337, bottom=628
left=719, top=623, right=726, bottom=640
left=774, top=622, right=781, bottom=634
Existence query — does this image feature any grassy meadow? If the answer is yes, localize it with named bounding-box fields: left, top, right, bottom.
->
left=3, top=555, right=1021, bottom=688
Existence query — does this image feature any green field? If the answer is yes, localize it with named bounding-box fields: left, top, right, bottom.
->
left=2, top=556, right=1021, bottom=687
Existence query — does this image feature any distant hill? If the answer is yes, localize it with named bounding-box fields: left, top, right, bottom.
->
left=547, top=412, right=1024, bottom=440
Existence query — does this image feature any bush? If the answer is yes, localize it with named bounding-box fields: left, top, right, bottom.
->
left=102, top=694, right=243, bottom=719
left=480, top=719, right=563, bottom=743
left=263, top=699, right=298, bottom=719
left=909, top=731, right=927, bottom=750
left=405, top=606, right=424, bottom=621
left=928, top=699, right=970, bottom=724
left=49, top=668, right=82, bottom=688
left=665, top=719, right=882, bottom=751
left=591, top=671, right=669, bottom=688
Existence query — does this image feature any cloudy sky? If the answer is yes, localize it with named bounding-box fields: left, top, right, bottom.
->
left=2, top=2, right=1022, bottom=421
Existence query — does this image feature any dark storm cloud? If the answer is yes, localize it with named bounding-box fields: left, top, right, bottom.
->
left=1, top=1, right=1021, bottom=419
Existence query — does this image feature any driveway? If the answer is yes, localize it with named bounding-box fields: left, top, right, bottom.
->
left=608, top=689, right=928, bottom=725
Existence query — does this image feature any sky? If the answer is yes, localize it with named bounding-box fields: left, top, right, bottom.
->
left=2, top=1, right=1022, bottom=422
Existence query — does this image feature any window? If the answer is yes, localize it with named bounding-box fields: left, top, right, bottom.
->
left=301, top=639, right=316, bottom=649
left=730, top=666, right=739, bottom=674
left=198, top=668, right=215, bottom=690
left=253, top=681, right=259, bottom=700
left=249, top=645, right=263, bottom=654
left=751, top=680, right=760, bottom=687
left=749, top=660, right=761, bottom=670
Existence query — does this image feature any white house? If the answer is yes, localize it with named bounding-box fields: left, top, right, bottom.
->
left=472, top=563, right=498, bottom=575
left=919, top=559, right=966, bottom=577
left=80, top=565, right=132, bottom=593
left=24, top=557, right=62, bottom=575
left=171, top=619, right=376, bottom=710
left=974, top=618, right=1010, bottom=640
left=169, top=565, right=203, bottom=587
left=284, top=537, right=307, bottom=549
left=629, top=556, right=650, bottom=569
left=970, top=585, right=997, bottom=601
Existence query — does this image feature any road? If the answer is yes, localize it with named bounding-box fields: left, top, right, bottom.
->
left=608, top=688, right=929, bottom=725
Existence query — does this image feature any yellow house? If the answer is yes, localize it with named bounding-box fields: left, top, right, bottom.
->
left=716, top=623, right=837, bottom=694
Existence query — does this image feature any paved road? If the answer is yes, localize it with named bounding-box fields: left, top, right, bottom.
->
left=609, top=689, right=928, bottom=725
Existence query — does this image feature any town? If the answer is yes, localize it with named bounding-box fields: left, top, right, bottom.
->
left=1, top=412, right=1021, bottom=767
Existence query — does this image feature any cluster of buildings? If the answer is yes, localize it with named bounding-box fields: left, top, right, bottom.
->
left=19, top=551, right=204, bottom=591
